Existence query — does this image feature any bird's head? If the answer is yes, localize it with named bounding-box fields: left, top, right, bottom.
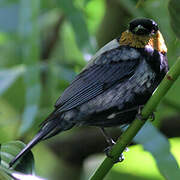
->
left=119, top=18, right=167, bottom=54
left=129, top=18, right=158, bottom=36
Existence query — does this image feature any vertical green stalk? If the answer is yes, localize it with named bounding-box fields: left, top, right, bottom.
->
left=18, top=0, right=41, bottom=135
left=89, top=57, right=180, bottom=180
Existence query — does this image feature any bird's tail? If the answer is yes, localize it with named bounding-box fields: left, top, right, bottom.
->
left=9, top=118, right=62, bottom=168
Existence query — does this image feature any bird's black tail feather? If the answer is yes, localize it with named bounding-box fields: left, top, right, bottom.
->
left=9, top=120, right=61, bottom=168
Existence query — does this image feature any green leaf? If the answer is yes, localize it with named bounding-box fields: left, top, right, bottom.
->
left=168, top=0, right=180, bottom=39
left=0, top=4, right=19, bottom=32
left=134, top=122, right=180, bottom=179
left=0, top=167, right=13, bottom=180
left=107, top=137, right=180, bottom=180
left=0, top=0, right=19, bottom=7
left=18, top=0, right=41, bottom=135
left=0, top=141, right=34, bottom=174
left=58, top=0, right=94, bottom=54
left=0, top=65, right=25, bottom=95
left=20, top=66, right=41, bottom=134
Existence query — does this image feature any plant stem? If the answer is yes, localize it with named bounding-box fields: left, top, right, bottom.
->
left=89, top=57, right=180, bottom=180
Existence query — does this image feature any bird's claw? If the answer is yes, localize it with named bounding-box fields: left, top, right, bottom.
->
left=124, top=147, right=129, bottom=152
left=149, top=112, right=155, bottom=121
left=104, top=145, right=113, bottom=158
left=136, top=105, right=155, bottom=121
left=104, top=145, right=125, bottom=163
left=136, top=105, right=146, bottom=120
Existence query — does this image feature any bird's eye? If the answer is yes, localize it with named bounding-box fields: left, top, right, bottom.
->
left=131, top=25, right=150, bottom=35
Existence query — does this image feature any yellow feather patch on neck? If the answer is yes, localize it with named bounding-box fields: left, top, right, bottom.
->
left=119, top=30, right=167, bottom=54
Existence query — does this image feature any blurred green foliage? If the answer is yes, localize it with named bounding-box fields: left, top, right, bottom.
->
left=0, top=0, right=180, bottom=179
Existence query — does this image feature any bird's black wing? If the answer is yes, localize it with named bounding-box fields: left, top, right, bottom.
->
left=55, top=46, right=140, bottom=112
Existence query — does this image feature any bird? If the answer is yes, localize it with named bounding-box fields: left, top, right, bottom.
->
left=9, top=18, right=168, bottom=167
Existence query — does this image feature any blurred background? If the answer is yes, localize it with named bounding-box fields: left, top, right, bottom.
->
left=0, top=0, right=180, bottom=179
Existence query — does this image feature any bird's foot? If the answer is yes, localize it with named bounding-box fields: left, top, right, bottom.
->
left=136, top=105, right=155, bottom=121
left=100, top=127, right=127, bottom=163
left=100, top=127, right=115, bottom=146
left=103, top=140, right=115, bottom=158
left=136, top=105, right=145, bottom=120
left=124, top=147, right=129, bottom=152
left=104, top=144, right=126, bottom=163
left=149, top=112, right=155, bottom=121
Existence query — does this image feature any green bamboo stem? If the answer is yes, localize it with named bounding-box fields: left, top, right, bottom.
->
left=89, top=57, right=180, bottom=180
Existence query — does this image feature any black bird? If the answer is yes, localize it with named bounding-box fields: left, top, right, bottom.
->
left=9, top=18, right=168, bottom=167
